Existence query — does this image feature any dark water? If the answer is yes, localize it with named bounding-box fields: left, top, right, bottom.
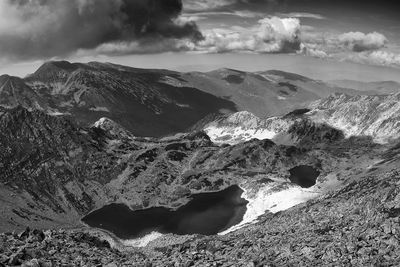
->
left=82, top=185, right=248, bottom=239
left=289, top=165, right=320, bottom=188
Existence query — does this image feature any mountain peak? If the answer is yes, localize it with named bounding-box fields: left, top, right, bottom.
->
left=27, top=60, right=85, bottom=82
left=93, top=117, right=134, bottom=139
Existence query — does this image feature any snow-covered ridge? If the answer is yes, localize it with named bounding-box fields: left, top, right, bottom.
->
left=205, top=93, right=400, bottom=145
left=204, top=111, right=295, bottom=145
left=309, top=93, right=400, bottom=143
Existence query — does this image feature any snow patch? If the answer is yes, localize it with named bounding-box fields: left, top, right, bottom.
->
left=93, top=117, right=110, bottom=128
left=175, top=103, right=191, bottom=108
left=122, top=232, right=164, bottom=247
left=220, top=182, right=320, bottom=235
left=205, top=125, right=277, bottom=145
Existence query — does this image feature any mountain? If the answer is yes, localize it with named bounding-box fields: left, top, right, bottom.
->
left=181, top=68, right=364, bottom=118
left=0, top=61, right=383, bottom=138
left=1, top=106, right=399, bottom=265
left=0, top=75, right=47, bottom=109
left=2, top=61, right=237, bottom=137
left=309, top=93, right=400, bottom=143
left=205, top=93, right=400, bottom=145
left=2, top=62, right=400, bottom=265
left=0, top=106, right=377, bottom=233
left=329, top=79, right=400, bottom=94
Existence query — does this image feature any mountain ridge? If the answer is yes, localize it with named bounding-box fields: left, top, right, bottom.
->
left=1, top=60, right=394, bottom=138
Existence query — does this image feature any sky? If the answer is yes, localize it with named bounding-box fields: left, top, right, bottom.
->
left=0, top=0, right=400, bottom=81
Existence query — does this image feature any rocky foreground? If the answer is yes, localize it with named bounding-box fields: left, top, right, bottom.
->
left=1, top=165, right=400, bottom=266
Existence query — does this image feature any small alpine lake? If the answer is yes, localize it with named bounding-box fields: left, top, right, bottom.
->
left=82, top=185, right=248, bottom=240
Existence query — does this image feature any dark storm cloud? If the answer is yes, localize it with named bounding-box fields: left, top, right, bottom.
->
left=0, top=0, right=203, bottom=60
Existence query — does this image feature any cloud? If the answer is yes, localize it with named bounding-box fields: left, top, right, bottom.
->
left=337, top=32, right=387, bottom=52
left=279, top=12, right=325, bottom=20
left=0, top=0, right=203, bottom=60
left=183, top=0, right=236, bottom=11
left=347, top=51, right=400, bottom=67
left=195, top=17, right=301, bottom=53
left=184, top=0, right=400, bottom=12
left=300, top=45, right=329, bottom=58
left=182, top=10, right=264, bottom=19
left=183, top=0, right=282, bottom=12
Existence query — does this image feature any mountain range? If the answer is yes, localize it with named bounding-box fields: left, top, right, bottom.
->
left=1, top=61, right=400, bottom=266
left=1, top=61, right=394, bottom=138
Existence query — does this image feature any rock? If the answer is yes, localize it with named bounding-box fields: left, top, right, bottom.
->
left=8, top=248, right=25, bottom=265
left=31, top=230, right=45, bottom=242
left=18, top=227, right=30, bottom=240
left=21, top=259, right=40, bottom=267
left=383, top=223, right=392, bottom=234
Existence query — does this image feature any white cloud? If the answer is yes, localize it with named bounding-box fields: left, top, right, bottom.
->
left=300, top=45, right=329, bottom=58
left=183, top=0, right=236, bottom=11
left=337, top=32, right=387, bottom=52
left=182, top=10, right=263, bottom=19
left=279, top=12, right=325, bottom=20
left=347, top=50, right=400, bottom=67
left=194, top=17, right=302, bottom=53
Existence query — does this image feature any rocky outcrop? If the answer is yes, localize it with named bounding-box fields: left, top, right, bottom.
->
left=93, top=117, right=135, bottom=140
left=0, top=228, right=148, bottom=266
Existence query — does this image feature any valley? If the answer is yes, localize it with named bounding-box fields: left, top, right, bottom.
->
left=0, top=61, right=399, bottom=266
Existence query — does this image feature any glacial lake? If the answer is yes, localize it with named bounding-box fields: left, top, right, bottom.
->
left=289, top=165, right=320, bottom=188
left=82, top=185, right=248, bottom=239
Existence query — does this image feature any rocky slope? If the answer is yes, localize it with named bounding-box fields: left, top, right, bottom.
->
left=309, top=93, right=400, bottom=143
left=205, top=93, right=400, bottom=145
left=2, top=159, right=400, bottom=266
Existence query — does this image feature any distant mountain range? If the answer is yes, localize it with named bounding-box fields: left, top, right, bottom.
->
left=1, top=60, right=395, bottom=137
left=329, top=80, right=400, bottom=95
